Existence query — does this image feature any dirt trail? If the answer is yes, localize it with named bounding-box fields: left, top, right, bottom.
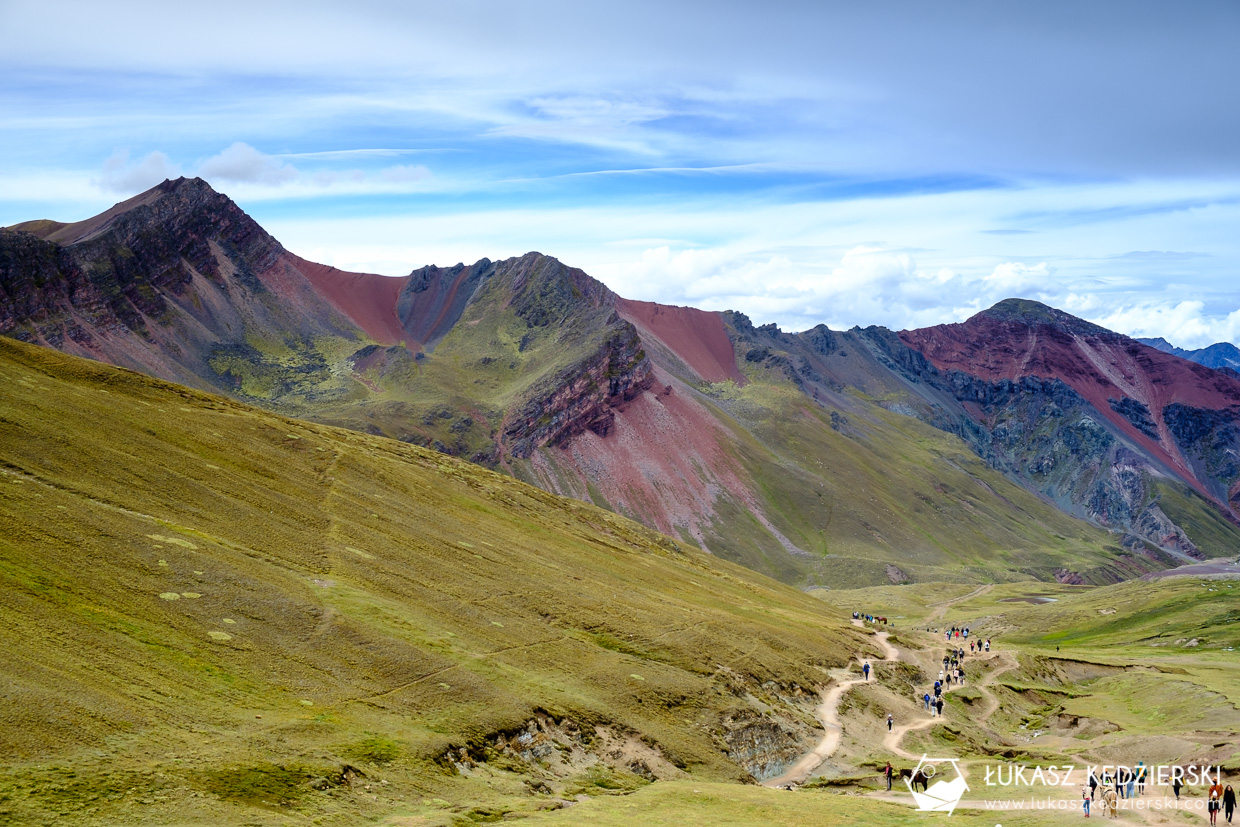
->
left=927, top=584, right=992, bottom=624
left=765, top=590, right=1014, bottom=790
left=762, top=620, right=896, bottom=788
left=976, top=649, right=1018, bottom=721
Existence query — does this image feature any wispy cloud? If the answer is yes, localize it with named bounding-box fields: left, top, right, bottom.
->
left=4, top=2, right=1240, bottom=347
left=199, top=142, right=299, bottom=186
left=95, top=149, right=181, bottom=193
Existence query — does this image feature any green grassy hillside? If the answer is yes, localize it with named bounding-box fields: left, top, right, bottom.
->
left=0, top=336, right=872, bottom=826
left=688, top=358, right=1165, bottom=587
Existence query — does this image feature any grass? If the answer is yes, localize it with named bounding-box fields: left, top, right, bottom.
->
left=521, top=779, right=1067, bottom=826
left=0, top=335, right=876, bottom=825
left=694, top=366, right=1145, bottom=588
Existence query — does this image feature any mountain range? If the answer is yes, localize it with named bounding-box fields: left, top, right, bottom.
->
left=1138, top=336, right=1240, bottom=372
left=4, top=178, right=1240, bottom=587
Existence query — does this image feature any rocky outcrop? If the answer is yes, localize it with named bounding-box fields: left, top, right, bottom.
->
left=496, top=255, right=653, bottom=457
left=720, top=709, right=812, bottom=782
left=1, top=178, right=284, bottom=351
left=503, top=321, right=652, bottom=458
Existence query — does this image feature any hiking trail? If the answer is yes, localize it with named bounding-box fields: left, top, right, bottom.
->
left=761, top=619, right=896, bottom=788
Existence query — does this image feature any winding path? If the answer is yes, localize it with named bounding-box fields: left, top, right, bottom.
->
left=765, top=589, right=1008, bottom=789
left=761, top=620, right=897, bottom=788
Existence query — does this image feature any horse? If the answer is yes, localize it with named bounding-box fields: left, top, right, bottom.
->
left=1099, top=788, right=1119, bottom=818
left=899, top=768, right=930, bottom=792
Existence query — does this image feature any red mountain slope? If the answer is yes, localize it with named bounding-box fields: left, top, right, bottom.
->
left=616, top=298, right=745, bottom=384
left=900, top=299, right=1240, bottom=511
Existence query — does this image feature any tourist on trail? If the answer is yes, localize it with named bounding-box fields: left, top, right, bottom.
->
left=863, top=661, right=871, bottom=680
left=1135, top=761, right=1146, bottom=796
left=1223, top=783, right=1235, bottom=823
left=1173, top=777, right=1183, bottom=800
left=958, top=668, right=965, bottom=685
left=1126, top=766, right=1135, bottom=799
left=887, top=713, right=893, bottom=732
left=936, top=697, right=944, bottom=716
left=885, top=761, right=894, bottom=791
left=1083, top=785, right=1091, bottom=818
left=1117, top=766, right=1128, bottom=798
left=985, top=639, right=991, bottom=652
left=971, top=641, right=975, bottom=653
left=1089, top=769, right=1098, bottom=799
left=923, top=692, right=931, bottom=711
left=1211, top=780, right=1225, bottom=825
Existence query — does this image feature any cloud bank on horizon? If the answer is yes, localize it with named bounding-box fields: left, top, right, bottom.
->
left=2, top=0, right=1239, bottom=347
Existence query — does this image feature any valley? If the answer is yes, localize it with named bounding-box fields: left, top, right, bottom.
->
left=2, top=335, right=1236, bottom=826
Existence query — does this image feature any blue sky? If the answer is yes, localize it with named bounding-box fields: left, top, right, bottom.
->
left=3, top=1, right=1240, bottom=345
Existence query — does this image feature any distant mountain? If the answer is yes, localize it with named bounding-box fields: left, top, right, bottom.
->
left=1138, top=336, right=1240, bottom=372
left=5, top=180, right=1237, bottom=586
left=899, top=300, right=1240, bottom=562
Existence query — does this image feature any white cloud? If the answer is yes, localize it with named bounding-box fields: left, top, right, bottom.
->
left=198, top=142, right=298, bottom=186
left=1087, top=301, right=1240, bottom=349
left=95, top=149, right=180, bottom=193
left=983, top=261, right=1054, bottom=295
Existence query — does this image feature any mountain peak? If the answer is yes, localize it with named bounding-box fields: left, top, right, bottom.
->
left=974, top=298, right=1110, bottom=337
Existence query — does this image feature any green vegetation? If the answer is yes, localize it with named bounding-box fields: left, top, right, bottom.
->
left=0, top=336, right=872, bottom=825
left=693, top=355, right=1148, bottom=588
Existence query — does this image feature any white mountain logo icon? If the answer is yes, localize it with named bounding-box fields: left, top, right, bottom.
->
left=906, top=754, right=969, bottom=816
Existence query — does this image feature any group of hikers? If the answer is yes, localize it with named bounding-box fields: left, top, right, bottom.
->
left=1080, top=764, right=1236, bottom=821
left=853, top=611, right=890, bottom=626
left=915, top=637, right=995, bottom=718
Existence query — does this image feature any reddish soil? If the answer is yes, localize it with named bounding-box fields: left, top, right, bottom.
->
left=401, top=264, right=489, bottom=346
left=616, top=298, right=745, bottom=384
left=901, top=312, right=1240, bottom=495
left=283, top=253, right=410, bottom=346
left=528, top=367, right=750, bottom=547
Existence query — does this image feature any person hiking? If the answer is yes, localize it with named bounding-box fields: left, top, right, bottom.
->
left=1126, top=766, right=1135, bottom=799
left=885, top=761, right=894, bottom=791
left=1223, top=783, right=1235, bottom=823
left=958, top=668, right=965, bottom=685
left=923, top=691, right=931, bottom=711
left=935, top=697, right=944, bottom=717
left=985, top=639, right=991, bottom=652
left=1210, top=780, right=1225, bottom=825
left=1083, top=784, right=1092, bottom=818
left=1173, top=776, right=1183, bottom=800
left=887, top=713, right=893, bottom=732
left=1089, top=769, right=1098, bottom=799
left=1136, top=761, right=1146, bottom=795
left=863, top=661, right=871, bottom=681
